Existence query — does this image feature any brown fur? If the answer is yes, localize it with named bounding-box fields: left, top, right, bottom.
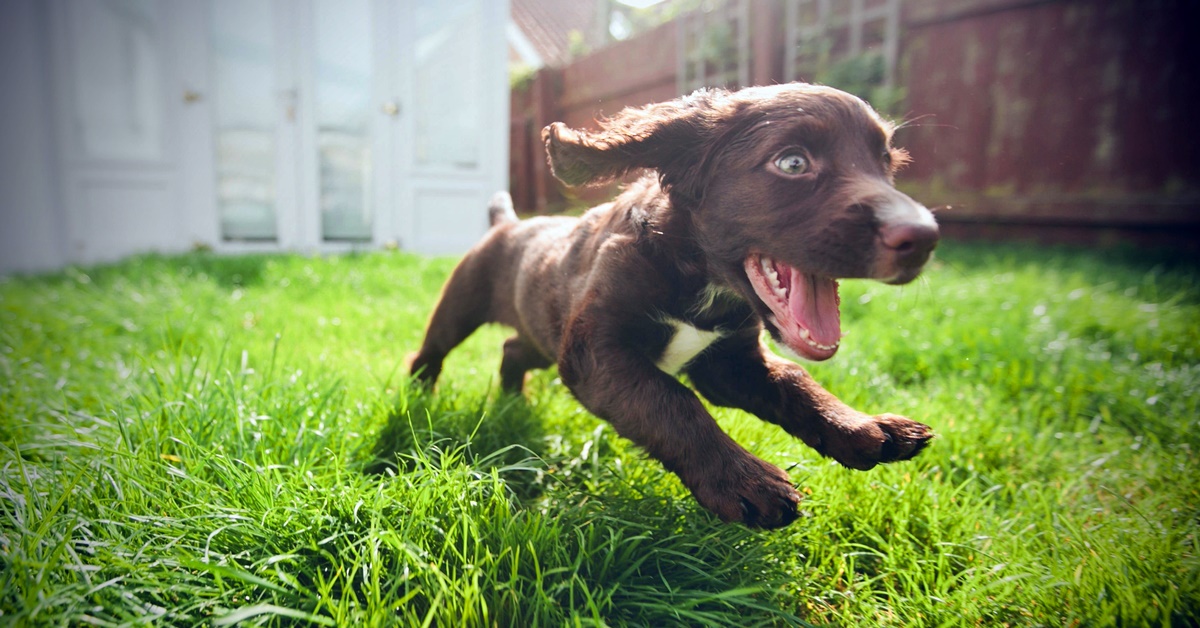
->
left=410, top=83, right=939, bottom=528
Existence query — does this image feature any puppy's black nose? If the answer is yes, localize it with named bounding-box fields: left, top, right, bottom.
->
left=879, top=222, right=939, bottom=262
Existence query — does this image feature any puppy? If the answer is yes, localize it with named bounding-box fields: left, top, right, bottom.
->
left=410, top=83, right=938, bottom=528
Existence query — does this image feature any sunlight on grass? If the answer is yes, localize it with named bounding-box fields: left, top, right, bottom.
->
left=1, top=244, right=1197, bottom=625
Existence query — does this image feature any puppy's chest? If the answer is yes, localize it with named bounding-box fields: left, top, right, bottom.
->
left=651, top=285, right=749, bottom=374
left=654, top=320, right=725, bottom=374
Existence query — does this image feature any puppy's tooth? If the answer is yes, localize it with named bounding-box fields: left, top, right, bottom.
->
left=766, top=266, right=783, bottom=294
left=798, top=328, right=810, bottom=340
left=807, top=337, right=835, bottom=351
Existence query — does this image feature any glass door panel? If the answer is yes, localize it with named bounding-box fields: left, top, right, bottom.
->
left=211, top=0, right=277, bottom=241
left=67, top=0, right=165, bottom=162
left=314, top=0, right=373, bottom=241
left=413, top=0, right=483, bottom=171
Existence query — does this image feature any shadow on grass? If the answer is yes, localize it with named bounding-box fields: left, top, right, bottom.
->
left=365, top=387, right=550, bottom=495
left=355, top=385, right=810, bottom=625
left=25, top=251, right=276, bottom=289
left=171, top=252, right=274, bottom=288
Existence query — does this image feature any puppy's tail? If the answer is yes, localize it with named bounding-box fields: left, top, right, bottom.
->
left=487, top=191, right=518, bottom=228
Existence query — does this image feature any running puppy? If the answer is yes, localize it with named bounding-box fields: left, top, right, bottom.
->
left=410, top=83, right=939, bottom=528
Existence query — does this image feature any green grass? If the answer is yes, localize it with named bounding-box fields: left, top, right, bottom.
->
left=1, top=242, right=1197, bottom=626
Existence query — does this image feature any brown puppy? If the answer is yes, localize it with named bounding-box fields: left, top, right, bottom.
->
left=410, top=83, right=938, bottom=528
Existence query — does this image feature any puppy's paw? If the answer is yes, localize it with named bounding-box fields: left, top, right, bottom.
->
left=406, top=350, right=441, bottom=388
left=873, top=413, right=934, bottom=462
left=826, top=413, right=933, bottom=470
left=690, top=457, right=801, bottom=529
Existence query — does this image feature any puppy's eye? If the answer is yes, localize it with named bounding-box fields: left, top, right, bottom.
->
left=774, top=153, right=809, bottom=175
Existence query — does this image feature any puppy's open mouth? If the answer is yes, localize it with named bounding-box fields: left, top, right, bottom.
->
left=744, top=254, right=841, bottom=361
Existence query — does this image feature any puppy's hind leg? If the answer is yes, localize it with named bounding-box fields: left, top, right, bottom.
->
left=500, top=335, right=551, bottom=394
left=410, top=260, right=492, bottom=388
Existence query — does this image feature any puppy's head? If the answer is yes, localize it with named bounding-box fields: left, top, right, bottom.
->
left=544, top=83, right=938, bottom=362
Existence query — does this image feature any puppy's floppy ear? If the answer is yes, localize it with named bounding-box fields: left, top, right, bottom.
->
left=542, top=89, right=726, bottom=192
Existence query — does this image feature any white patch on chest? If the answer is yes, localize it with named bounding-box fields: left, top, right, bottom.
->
left=655, top=319, right=725, bottom=374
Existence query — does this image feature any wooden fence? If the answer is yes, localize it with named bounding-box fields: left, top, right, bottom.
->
left=510, top=0, right=1200, bottom=249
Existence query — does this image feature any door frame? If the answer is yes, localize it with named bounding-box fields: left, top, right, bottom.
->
left=196, top=0, right=403, bottom=255
left=48, top=0, right=508, bottom=262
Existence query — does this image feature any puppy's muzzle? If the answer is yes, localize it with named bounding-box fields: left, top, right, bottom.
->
left=869, top=193, right=940, bottom=284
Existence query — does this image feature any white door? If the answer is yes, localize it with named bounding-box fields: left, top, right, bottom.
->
left=208, top=0, right=392, bottom=251
left=49, top=0, right=187, bottom=264
left=206, top=0, right=507, bottom=254
left=393, top=0, right=509, bottom=254
left=49, top=0, right=506, bottom=261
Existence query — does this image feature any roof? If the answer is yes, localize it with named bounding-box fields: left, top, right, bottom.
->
left=510, top=0, right=600, bottom=68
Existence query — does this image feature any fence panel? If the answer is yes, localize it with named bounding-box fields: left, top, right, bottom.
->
left=677, top=0, right=751, bottom=93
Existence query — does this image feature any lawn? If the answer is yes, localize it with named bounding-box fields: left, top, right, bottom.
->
left=1, top=241, right=1197, bottom=626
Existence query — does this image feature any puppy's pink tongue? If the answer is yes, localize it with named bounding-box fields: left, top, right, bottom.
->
left=789, top=275, right=841, bottom=347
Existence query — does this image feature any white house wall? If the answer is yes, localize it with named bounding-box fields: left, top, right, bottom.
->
left=0, top=0, right=67, bottom=274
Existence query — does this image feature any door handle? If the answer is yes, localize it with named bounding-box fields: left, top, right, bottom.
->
left=278, top=89, right=299, bottom=122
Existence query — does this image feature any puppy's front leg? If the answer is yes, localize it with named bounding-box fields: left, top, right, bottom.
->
left=686, top=332, right=933, bottom=470
left=558, top=319, right=800, bottom=528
